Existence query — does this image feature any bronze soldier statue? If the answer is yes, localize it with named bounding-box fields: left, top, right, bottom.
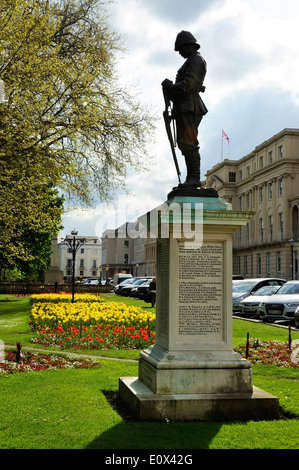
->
left=162, top=31, right=207, bottom=188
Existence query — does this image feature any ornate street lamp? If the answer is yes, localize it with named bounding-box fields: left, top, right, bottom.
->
left=62, top=230, right=86, bottom=302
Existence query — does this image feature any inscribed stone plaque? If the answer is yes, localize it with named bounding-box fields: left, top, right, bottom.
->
left=157, top=241, right=169, bottom=336
left=178, top=242, right=223, bottom=342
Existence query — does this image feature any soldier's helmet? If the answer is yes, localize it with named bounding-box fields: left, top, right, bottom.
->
left=174, top=31, right=200, bottom=51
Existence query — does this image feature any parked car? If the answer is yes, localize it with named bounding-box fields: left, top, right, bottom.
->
left=121, top=278, right=149, bottom=296
left=81, top=278, right=99, bottom=285
left=259, top=281, right=299, bottom=322
left=113, top=273, right=132, bottom=286
left=294, top=306, right=299, bottom=329
left=114, top=277, right=138, bottom=295
left=232, top=278, right=286, bottom=312
left=238, top=285, right=282, bottom=317
left=131, top=279, right=152, bottom=299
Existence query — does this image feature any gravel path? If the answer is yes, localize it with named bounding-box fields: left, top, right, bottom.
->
left=4, top=344, right=138, bottom=362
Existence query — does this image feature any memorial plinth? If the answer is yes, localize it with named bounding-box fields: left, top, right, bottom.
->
left=119, top=196, right=279, bottom=421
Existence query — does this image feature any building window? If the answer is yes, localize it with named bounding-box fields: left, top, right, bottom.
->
left=246, top=166, right=250, bottom=177
left=80, top=270, right=84, bottom=276
left=229, top=172, right=236, bottom=183
left=277, top=252, right=281, bottom=274
left=124, top=253, right=129, bottom=264
left=292, top=205, right=299, bottom=241
left=293, top=251, right=298, bottom=280
left=124, top=240, right=129, bottom=247
left=239, top=170, right=242, bottom=182
left=257, top=254, right=262, bottom=276
left=267, top=253, right=271, bottom=275
left=268, top=151, right=273, bottom=164
left=259, top=156, right=264, bottom=169
left=278, top=145, right=283, bottom=159
left=92, top=270, right=97, bottom=276
left=246, top=224, right=250, bottom=246
left=237, top=256, right=241, bottom=275
left=259, top=218, right=264, bottom=244
left=278, top=179, right=283, bottom=196
left=238, top=227, right=242, bottom=243
left=245, top=193, right=249, bottom=210
left=259, top=187, right=263, bottom=203
left=269, top=215, right=273, bottom=242
left=66, top=259, right=72, bottom=267
left=80, top=248, right=84, bottom=254
left=268, top=183, right=272, bottom=200
left=279, top=213, right=283, bottom=240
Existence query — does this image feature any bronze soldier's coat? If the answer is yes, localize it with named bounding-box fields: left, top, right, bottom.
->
left=162, top=32, right=207, bottom=188
left=167, top=51, right=208, bottom=117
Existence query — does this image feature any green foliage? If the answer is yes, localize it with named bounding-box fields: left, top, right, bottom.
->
left=0, top=157, right=64, bottom=278
left=0, top=0, right=155, bottom=278
left=0, top=0, right=156, bottom=204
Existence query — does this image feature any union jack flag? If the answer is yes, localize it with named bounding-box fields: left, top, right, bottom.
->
left=222, top=130, right=230, bottom=146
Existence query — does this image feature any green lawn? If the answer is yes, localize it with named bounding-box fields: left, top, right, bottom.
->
left=0, top=294, right=298, bottom=450
left=1, top=361, right=298, bottom=450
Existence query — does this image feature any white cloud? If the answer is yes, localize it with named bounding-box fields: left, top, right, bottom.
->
left=61, top=0, right=299, bottom=237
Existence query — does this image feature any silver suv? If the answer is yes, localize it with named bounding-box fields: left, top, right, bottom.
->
left=259, top=280, right=299, bottom=322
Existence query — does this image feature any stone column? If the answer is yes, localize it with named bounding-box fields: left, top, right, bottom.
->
left=44, top=233, right=64, bottom=286
left=119, top=196, right=279, bottom=421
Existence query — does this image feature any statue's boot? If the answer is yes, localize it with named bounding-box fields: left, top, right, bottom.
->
left=179, top=152, right=201, bottom=188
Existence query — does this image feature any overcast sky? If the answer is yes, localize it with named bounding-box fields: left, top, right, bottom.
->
left=60, top=0, right=299, bottom=239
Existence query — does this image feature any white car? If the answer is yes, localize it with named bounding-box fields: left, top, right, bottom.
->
left=232, top=278, right=286, bottom=312
left=259, top=281, right=299, bottom=322
left=238, top=285, right=281, bottom=317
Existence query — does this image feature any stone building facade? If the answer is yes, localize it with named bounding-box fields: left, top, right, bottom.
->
left=101, top=223, right=156, bottom=279
left=205, top=128, right=299, bottom=280
left=58, top=236, right=102, bottom=281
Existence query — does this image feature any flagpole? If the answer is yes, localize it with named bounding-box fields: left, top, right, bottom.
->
left=221, top=129, right=224, bottom=163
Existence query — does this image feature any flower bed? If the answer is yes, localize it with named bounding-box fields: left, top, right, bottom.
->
left=234, top=340, right=299, bottom=368
left=31, top=293, right=102, bottom=303
left=30, top=294, right=156, bottom=350
left=0, top=350, right=102, bottom=375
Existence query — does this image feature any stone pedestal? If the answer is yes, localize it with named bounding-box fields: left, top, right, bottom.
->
left=44, top=233, right=64, bottom=286
left=119, top=196, right=279, bottom=421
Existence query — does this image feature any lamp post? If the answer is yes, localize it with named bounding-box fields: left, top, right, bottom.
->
left=62, top=230, right=86, bottom=302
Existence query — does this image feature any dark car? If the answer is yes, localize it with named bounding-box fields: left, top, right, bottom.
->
left=131, top=279, right=152, bottom=299
left=114, top=277, right=140, bottom=295
left=120, top=278, right=149, bottom=296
